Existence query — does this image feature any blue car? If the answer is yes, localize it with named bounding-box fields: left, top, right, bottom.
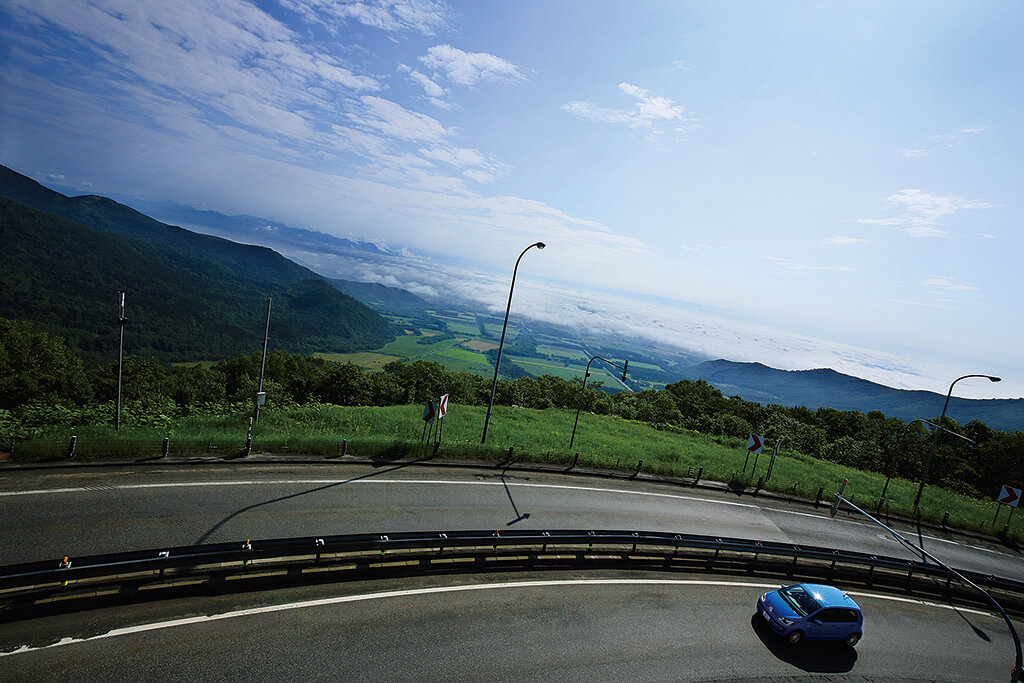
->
left=756, top=583, right=863, bottom=646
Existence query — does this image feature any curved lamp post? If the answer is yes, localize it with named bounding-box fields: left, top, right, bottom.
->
left=570, top=355, right=628, bottom=449
left=914, top=373, right=1001, bottom=509
left=481, top=241, right=546, bottom=444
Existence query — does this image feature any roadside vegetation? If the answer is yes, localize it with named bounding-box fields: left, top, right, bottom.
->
left=2, top=317, right=1022, bottom=541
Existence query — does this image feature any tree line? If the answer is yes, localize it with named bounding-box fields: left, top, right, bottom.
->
left=1, top=316, right=1021, bottom=500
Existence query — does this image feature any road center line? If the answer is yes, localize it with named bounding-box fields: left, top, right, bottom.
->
left=0, top=578, right=998, bottom=658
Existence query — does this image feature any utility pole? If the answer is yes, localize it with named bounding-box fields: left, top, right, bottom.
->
left=115, top=292, right=127, bottom=431
left=253, top=297, right=271, bottom=424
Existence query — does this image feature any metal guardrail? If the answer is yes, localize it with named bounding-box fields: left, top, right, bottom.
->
left=2, top=529, right=1023, bottom=618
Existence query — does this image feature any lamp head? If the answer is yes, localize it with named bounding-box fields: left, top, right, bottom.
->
left=989, top=376, right=1002, bottom=382
left=535, top=241, right=546, bottom=250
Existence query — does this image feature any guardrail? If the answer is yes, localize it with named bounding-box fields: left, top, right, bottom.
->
left=3, top=529, right=1023, bottom=619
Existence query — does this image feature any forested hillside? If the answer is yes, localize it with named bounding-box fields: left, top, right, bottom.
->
left=0, top=168, right=397, bottom=363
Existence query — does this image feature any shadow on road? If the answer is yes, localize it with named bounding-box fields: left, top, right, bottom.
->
left=501, top=465, right=530, bottom=526
left=193, top=457, right=432, bottom=544
left=750, top=614, right=858, bottom=673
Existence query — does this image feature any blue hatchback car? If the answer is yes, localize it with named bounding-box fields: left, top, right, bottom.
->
left=756, top=583, right=863, bottom=646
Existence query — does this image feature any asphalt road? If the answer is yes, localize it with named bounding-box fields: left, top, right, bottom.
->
left=0, top=461, right=1019, bottom=582
left=0, top=572, right=1014, bottom=681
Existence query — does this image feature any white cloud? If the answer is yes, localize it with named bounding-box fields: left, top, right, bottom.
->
left=899, top=126, right=987, bottom=157
left=350, top=96, right=448, bottom=142
left=279, top=0, right=449, bottom=35
left=765, top=257, right=855, bottom=273
left=924, top=276, right=977, bottom=292
left=856, top=188, right=996, bottom=238
left=399, top=64, right=448, bottom=99
left=563, top=82, right=698, bottom=142
left=420, top=44, right=525, bottom=86
left=822, top=236, right=866, bottom=245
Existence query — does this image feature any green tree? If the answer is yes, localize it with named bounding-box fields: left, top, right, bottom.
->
left=0, top=317, right=92, bottom=409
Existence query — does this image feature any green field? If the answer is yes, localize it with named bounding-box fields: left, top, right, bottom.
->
left=13, top=402, right=1019, bottom=541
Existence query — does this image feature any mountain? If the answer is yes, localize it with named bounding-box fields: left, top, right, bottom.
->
left=125, top=199, right=389, bottom=258
left=682, top=359, right=1023, bottom=431
left=329, top=278, right=427, bottom=315
left=0, top=166, right=397, bottom=363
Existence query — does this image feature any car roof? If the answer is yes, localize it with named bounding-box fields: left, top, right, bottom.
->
left=792, top=583, right=861, bottom=610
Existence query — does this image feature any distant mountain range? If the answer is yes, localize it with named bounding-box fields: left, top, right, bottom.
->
left=681, top=359, right=1022, bottom=432
left=127, top=198, right=390, bottom=259
left=0, top=165, right=397, bottom=362
left=4, top=164, right=1019, bottom=431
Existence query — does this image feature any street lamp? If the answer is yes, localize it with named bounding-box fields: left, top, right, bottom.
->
left=914, top=374, right=1001, bottom=509
left=570, top=355, right=628, bottom=449
left=481, top=241, right=546, bottom=444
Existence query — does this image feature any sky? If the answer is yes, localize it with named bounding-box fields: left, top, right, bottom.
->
left=1, top=0, right=1022, bottom=400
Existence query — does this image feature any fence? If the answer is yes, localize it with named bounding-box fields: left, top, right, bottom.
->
left=3, top=529, right=1023, bottom=620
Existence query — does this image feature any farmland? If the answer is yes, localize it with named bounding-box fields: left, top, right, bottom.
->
left=319, top=307, right=698, bottom=393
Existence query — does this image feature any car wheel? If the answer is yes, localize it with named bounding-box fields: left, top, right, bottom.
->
left=787, top=630, right=803, bottom=645
left=844, top=633, right=861, bottom=647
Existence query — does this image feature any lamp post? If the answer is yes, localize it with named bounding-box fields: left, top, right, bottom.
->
left=914, top=374, right=1001, bottom=509
left=570, top=355, right=628, bottom=449
left=481, top=242, right=546, bottom=444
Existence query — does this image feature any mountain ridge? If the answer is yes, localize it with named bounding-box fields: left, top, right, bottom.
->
left=682, top=359, right=1022, bottom=431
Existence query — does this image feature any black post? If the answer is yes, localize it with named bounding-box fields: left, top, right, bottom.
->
left=253, top=298, right=272, bottom=424
left=482, top=242, right=546, bottom=444
left=115, top=292, right=126, bottom=431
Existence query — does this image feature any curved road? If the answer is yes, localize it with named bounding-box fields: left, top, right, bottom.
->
left=0, top=573, right=1015, bottom=681
left=0, top=462, right=1019, bottom=580
left=1, top=461, right=1021, bottom=680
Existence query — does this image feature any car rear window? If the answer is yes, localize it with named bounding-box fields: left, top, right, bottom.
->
left=779, top=585, right=823, bottom=616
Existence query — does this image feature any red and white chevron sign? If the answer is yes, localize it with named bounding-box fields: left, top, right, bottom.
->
left=438, top=394, right=449, bottom=419
left=998, top=485, right=1022, bottom=507
left=747, top=433, right=764, bottom=454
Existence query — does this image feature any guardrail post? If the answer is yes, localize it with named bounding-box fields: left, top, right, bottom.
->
left=67, top=435, right=77, bottom=459
left=567, top=451, right=578, bottom=470
left=815, top=486, right=823, bottom=508
left=161, top=437, right=169, bottom=458
left=942, top=511, right=950, bottom=527
left=695, top=466, right=703, bottom=485
left=342, top=439, right=348, bottom=457
left=630, top=459, right=643, bottom=479
left=755, top=475, right=764, bottom=494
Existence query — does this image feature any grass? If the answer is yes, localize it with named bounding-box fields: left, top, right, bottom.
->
left=7, top=402, right=1020, bottom=543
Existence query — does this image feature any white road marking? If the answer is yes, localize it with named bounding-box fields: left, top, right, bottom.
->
left=0, top=479, right=759, bottom=509
left=0, top=578, right=1000, bottom=658
left=0, top=478, right=1006, bottom=557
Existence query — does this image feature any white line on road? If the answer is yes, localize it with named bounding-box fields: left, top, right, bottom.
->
left=0, top=578, right=998, bottom=658
left=0, top=479, right=760, bottom=509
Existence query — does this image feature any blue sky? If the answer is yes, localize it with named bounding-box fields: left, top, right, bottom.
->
left=2, top=0, right=1022, bottom=400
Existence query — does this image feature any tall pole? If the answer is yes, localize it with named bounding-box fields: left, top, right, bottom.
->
left=115, top=291, right=126, bottom=432
left=570, top=355, right=628, bottom=449
left=481, top=242, right=546, bottom=444
left=253, top=297, right=272, bottom=424
left=915, top=374, right=1000, bottom=509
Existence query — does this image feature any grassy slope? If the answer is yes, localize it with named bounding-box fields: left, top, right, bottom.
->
left=14, top=403, right=1019, bottom=541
